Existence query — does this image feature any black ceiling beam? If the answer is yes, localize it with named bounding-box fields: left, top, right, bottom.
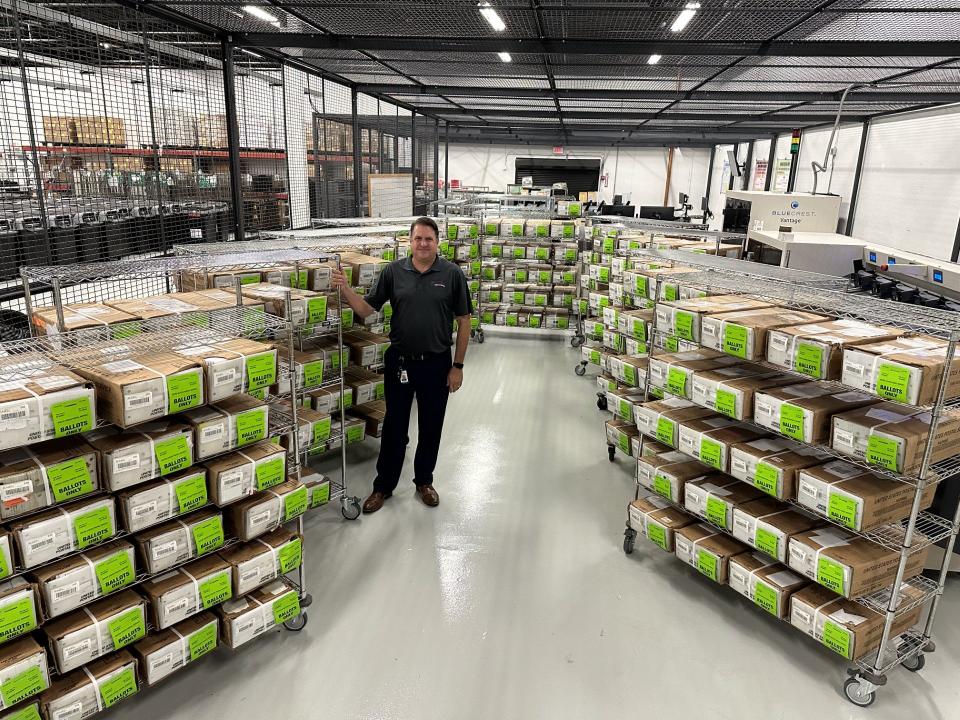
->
left=354, top=85, right=960, bottom=103
left=426, top=109, right=867, bottom=122
left=235, top=34, right=960, bottom=56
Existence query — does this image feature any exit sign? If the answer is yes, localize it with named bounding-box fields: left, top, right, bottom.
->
left=553, top=146, right=564, bottom=155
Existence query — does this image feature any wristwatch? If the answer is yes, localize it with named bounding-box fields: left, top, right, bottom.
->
left=453, top=362, right=464, bottom=369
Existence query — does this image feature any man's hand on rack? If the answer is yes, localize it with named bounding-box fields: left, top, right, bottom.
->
left=331, top=269, right=349, bottom=289
left=447, top=367, right=463, bottom=393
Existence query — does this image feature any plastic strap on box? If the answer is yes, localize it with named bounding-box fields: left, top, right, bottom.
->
left=235, top=450, right=259, bottom=496
left=255, top=538, right=280, bottom=575
left=741, top=555, right=778, bottom=596
left=175, top=519, right=193, bottom=555
left=264, top=490, right=285, bottom=532
left=21, top=448, right=54, bottom=508
left=136, top=432, right=158, bottom=479
left=81, top=666, right=104, bottom=713
left=82, top=606, right=105, bottom=659
left=180, top=568, right=202, bottom=616
left=68, top=307, right=111, bottom=329
left=169, top=626, right=189, bottom=667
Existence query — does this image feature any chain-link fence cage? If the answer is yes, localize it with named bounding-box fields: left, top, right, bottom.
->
left=413, top=112, right=438, bottom=216
left=306, top=75, right=356, bottom=220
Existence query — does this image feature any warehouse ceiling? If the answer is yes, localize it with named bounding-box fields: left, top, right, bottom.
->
left=31, top=0, right=960, bottom=145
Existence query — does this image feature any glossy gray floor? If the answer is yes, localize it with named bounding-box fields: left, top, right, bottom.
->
left=112, top=333, right=960, bottom=720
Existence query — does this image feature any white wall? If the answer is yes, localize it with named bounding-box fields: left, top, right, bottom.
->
left=443, top=143, right=711, bottom=208
left=795, top=123, right=863, bottom=233
left=852, top=104, right=960, bottom=260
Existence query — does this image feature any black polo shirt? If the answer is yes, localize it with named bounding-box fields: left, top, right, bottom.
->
left=366, top=254, right=473, bottom=355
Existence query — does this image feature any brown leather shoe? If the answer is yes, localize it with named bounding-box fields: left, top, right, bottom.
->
left=416, top=485, right=439, bottom=507
left=362, top=491, right=389, bottom=514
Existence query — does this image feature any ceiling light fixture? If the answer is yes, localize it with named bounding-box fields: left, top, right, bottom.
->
left=670, top=2, right=700, bottom=32
left=243, top=5, right=279, bottom=23
left=498, top=52, right=512, bottom=62
left=647, top=54, right=661, bottom=65
left=478, top=2, right=506, bottom=32
left=241, top=48, right=262, bottom=58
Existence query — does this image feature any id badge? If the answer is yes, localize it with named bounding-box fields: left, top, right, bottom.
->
left=400, top=369, right=409, bottom=384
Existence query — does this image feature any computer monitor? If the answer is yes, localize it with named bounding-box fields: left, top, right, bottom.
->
left=605, top=204, right=635, bottom=218
left=613, top=194, right=623, bottom=205
left=638, top=205, right=676, bottom=220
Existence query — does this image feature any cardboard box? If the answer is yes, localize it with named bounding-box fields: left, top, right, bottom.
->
left=617, top=309, right=654, bottom=343
left=240, top=283, right=328, bottom=328
left=349, top=402, right=385, bottom=439
left=728, top=436, right=830, bottom=500
left=303, top=472, right=332, bottom=509
left=132, top=611, right=218, bottom=686
left=796, top=460, right=937, bottom=531
left=674, top=523, right=750, bottom=585
left=636, top=451, right=711, bottom=504
left=684, top=474, right=766, bottom=532
left=202, top=442, right=286, bottom=507
left=132, top=508, right=224, bottom=574
left=754, top=383, right=879, bottom=444
left=690, top=365, right=803, bottom=421
left=339, top=252, right=385, bottom=287
left=11, top=495, right=116, bottom=570
left=140, top=554, right=232, bottom=629
left=625, top=266, right=694, bottom=303
left=44, top=590, right=146, bottom=674
left=0, top=577, right=40, bottom=644
left=831, top=402, right=960, bottom=475
left=628, top=496, right=695, bottom=552
left=729, top=552, right=809, bottom=619
left=343, top=329, right=391, bottom=367
left=649, top=350, right=740, bottom=399
left=180, top=269, right=263, bottom=292
left=31, top=540, right=135, bottom=619
left=0, top=636, right=50, bottom=712
left=841, top=335, right=958, bottom=406
left=633, top=398, right=719, bottom=448
left=606, top=387, right=646, bottom=424
left=766, top=319, right=904, bottom=381
left=116, top=467, right=209, bottom=533
left=281, top=406, right=333, bottom=452
left=699, top=308, right=828, bottom=359
left=32, top=304, right=142, bottom=342
left=219, top=527, right=301, bottom=597
left=225, top=478, right=308, bottom=541
left=302, top=336, right=350, bottom=372
left=790, top=584, right=923, bottom=661
left=84, top=422, right=194, bottom=491
left=0, top=364, right=96, bottom=451
left=0, top=439, right=99, bottom=520
left=216, top=579, right=301, bottom=649
left=731, top=497, right=820, bottom=563
left=605, top=419, right=639, bottom=456
left=183, top=395, right=269, bottom=460
left=39, top=649, right=137, bottom=718
left=677, top=418, right=766, bottom=473
left=307, top=385, right=352, bottom=415
left=607, top=356, right=648, bottom=387
left=788, top=526, right=929, bottom=598
left=0, top=532, right=12, bottom=582
left=105, top=294, right=205, bottom=330
left=174, top=339, right=277, bottom=403
left=344, top=367, right=384, bottom=406
left=75, top=353, right=204, bottom=428
left=656, top=295, right=773, bottom=343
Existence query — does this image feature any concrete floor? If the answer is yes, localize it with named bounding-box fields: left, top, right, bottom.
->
left=112, top=333, right=960, bottom=720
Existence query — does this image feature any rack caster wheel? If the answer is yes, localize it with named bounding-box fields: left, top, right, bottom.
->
left=575, top=363, right=586, bottom=376
left=299, top=593, right=313, bottom=609
left=596, top=395, right=607, bottom=410
left=284, top=612, right=308, bottom=632
left=607, top=445, right=616, bottom=462
left=476, top=330, right=485, bottom=344
left=900, top=652, right=925, bottom=672
left=842, top=677, right=876, bottom=708
left=571, top=334, right=585, bottom=348
left=623, top=528, right=637, bottom=555
left=341, top=497, right=361, bottom=520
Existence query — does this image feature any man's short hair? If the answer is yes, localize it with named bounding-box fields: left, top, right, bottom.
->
left=410, top=216, right=439, bottom=240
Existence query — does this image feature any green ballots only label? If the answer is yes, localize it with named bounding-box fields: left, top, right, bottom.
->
left=828, top=493, right=859, bottom=529
left=699, top=438, right=723, bottom=470
left=866, top=434, right=899, bottom=471
left=99, top=667, right=137, bottom=708
left=822, top=620, right=852, bottom=659
left=655, top=417, right=675, bottom=445
left=166, top=372, right=202, bottom=413
left=73, top=506, right=112, bottom=549
left=722, top=324, right=748, bottom=358
left=108, top=607, right=145, bottom=649
left=47, top=457, right=94, bottom=502
left=155, top=435, right=191, bottom=476
left=793, top=342, right=824, bottom=379
left=175, top=474, right=207, bottom=513
left=778, top=403, right=805, bottom=441
left=817, top=556, right=846, bottom=595
left=0, top=666, right=46, bottom=708
left=753, top=462, right=779, bottom=497
left=189, top=623, right=218, bottom=661
left=199, top=573, right=232, bottom=609
left=875, top=363, right=911, bottom=403
left=94, top=551, right=135, bottom=594
left=192, top=517, right=225, bottom=556
left=696, top=549, right=718, bottom=581
left=236, top=408, right=267, bottom=445
left=51, top=396, right=94, bottom=437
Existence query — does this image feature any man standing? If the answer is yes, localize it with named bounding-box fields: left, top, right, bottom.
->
left=331, top=217, right=473, bottom=513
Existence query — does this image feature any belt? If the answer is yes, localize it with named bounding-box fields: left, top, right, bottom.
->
left=393, top=349, right=449, bottom=362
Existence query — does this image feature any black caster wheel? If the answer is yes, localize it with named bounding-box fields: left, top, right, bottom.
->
left=607, top=445, right=616, bottom=462
left=623, top=528, right=637, bottom=555
left=571, top=334, right=585, bottom=348
left=575, top=363, right=586, bottom=376
left=341, top=497, right=361, bottom=520
left=477, top=330, right=485, bottom=344
left=901, top=653, right=925, bottom=672
left=596, top=395, right=608, bottom=411
left=300, top=593, right=313, bottom=609
left=0, top=310, right=30, bottom=342
left=842, top=678, right=876, bottom=708
left=284, top=612, right=308, bottom=632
